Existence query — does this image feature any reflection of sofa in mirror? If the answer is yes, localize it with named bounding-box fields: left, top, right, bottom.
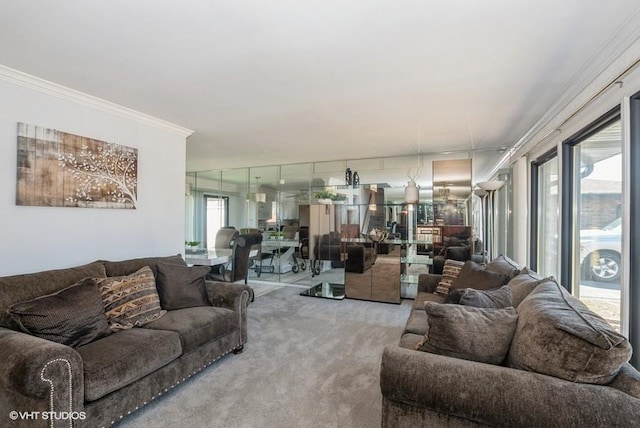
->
left=432, top=235, right=483, bottom=274
left=345, top=245, right=376, bottom=273
left=314, top=231, right=342, bottom=261
left=345, top=244, right=400, bottom=303
left=341, top=224, right=376, bottom=273
left=311, top=231, right=343, bottom=275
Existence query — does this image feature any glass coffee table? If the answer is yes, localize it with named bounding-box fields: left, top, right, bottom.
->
left=300, top=282, right=345, bottom=300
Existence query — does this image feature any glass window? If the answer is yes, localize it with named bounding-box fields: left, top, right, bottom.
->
left=572, top=120, right=622, bottom=331
left=536, top=155, right=559, bottom=278
left=205, top=195, right=229, bottom=249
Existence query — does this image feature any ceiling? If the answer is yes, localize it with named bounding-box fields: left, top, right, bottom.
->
left=2, top=1, right=640, bottom=181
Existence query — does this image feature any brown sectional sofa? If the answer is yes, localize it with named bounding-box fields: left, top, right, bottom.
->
left=0, top=255, right=251, bottom=428
left=380, top=256, right=640, bottom=427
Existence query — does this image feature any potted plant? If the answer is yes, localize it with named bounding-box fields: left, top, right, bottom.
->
left=185, top=240, right=200, bottom=252
left=331, top=193, right=347, bottom=204
left=313, top=190, right=334, bottom=204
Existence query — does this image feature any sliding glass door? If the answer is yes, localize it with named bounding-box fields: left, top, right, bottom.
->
left=531, top=151, right=559, bottom=278
left=569, top=117, right=622, bottom=331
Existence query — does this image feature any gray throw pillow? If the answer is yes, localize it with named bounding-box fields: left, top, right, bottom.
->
left=9, top=277, right=111, bottom=348
left=450, top=260, right=509, bottom=291
left=443, top=288, right=466, bottom=304
left=416, top=302, right=518, bottom=365
left=459, top=285, right=513, bottom=309
left=507, top=268, right=549, bottom=307
left=155, top=262, right=211, bottom=310
left=507, top=279, right=632, bottom=384
left=485, top=254, right=522, bottom=279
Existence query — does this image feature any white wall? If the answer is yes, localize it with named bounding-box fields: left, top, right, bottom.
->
left=0, top=67, right=192, bottom=275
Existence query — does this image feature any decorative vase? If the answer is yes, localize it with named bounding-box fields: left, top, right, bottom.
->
left=404, top=181, right=419, bottom=203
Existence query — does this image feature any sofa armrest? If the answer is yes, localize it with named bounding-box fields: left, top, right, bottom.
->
left=205, top=280, right=252, bottom=310
left=380, top=346, right=640, bottom=426
left=205, top=280, right=252, bottom=346
left=0, top=327, right=84, bottom=426
left=417, top=273, right=441, bottom=293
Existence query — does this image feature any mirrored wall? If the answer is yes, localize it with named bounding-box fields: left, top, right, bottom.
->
left=185, top=150, right=500, bottom=286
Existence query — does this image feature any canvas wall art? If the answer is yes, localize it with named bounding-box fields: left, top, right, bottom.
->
left=16, top=123, right=138, bottom=209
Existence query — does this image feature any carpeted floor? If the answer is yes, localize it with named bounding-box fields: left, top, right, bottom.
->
left=120, top=285, right=412, bottom=428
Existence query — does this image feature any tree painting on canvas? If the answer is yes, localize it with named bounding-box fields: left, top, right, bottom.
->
left=16, top=123, right=138, bottom=209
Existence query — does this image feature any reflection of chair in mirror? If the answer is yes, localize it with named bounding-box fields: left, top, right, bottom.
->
left=274, top=225, right=306, bottom=273
left=207, top=233, right=262, bottom=292
left=209, top=227, right=239, bottom=275
left=311, top=231, right=343, bottom=276
left=241, top=227, right=274, bottom=277
left=291, top=226, right=309, bottom=273
left=215, top=227, right=239, bottom=250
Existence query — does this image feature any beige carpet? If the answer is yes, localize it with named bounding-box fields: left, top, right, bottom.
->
left=119, top=286, right=412, bottom=428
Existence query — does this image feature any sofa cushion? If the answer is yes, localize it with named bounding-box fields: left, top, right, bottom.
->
left=404, top=309, right=428, bottom=336
left=458, top=285, right=513, bottom=309
left=507, top=268, right=548, bottom=307
left=412, top=291, right=445, bottom=311
left=77, top=328, right=182, bottom=401
left=97, top=266, right=166, bottom=331
left=143, top=306, right=237, bottom=353
left=450, top=260, right=509, bottom=292
left=443, top=288, right=466, bottom=304
left=416, top=302, right=518, bottom=365
left=485, top=254, right=522, bottom=279
left=155, top=262, right=211, bottom=310
left=399, top=332, right=424, bottom=350
left=101, top=254, right=186, bottom=278
left=0, top=261, right=107, bottom=329
left=8, top=277, right=111, bottom=348
left=507, top=279, right=632, bottom=384
left=434, top=259, right=465, bottom=295
left=445, top=245, right=471, bottom=261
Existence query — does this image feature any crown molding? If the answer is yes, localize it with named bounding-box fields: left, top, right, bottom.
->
left=486, top=6, right=640, bottom=178
left=0, top=65, right=194, bottom=138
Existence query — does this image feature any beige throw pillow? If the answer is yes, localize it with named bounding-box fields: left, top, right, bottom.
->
left=434, top=259, right=465, bottom=295
left=97, top=266, right=166, bottom=331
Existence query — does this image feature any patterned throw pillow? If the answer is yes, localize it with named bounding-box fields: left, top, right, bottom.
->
left=434, top=259, right=465, bottom=295
left=8, top=277, right=111, bottom=347
left=97, top=266, right=166, bottom=331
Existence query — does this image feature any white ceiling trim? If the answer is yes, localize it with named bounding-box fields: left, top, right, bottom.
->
left=0, top=65, right=194, bottom=138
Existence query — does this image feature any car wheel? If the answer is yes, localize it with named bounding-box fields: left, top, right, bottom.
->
left=585, top=250, right=621, bottom=283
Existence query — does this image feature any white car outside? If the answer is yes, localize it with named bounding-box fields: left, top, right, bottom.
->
left=579, top=218, right=621, bottom=283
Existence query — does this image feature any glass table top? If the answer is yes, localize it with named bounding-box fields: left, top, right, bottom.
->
left=299, top=282, right=345, bottom=300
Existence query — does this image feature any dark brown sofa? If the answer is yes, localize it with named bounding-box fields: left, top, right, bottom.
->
left=380, top=256, right=640, bottom=427
left=0, top=255, right=251, bottom=428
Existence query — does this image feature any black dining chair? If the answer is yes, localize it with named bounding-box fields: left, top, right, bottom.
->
left=207, top=232, right=262, bottom=290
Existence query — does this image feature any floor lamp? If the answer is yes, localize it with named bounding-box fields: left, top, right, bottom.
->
left=473, top=188, right=488, bottom=264
left=477, top=180, right=505, bottom=261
